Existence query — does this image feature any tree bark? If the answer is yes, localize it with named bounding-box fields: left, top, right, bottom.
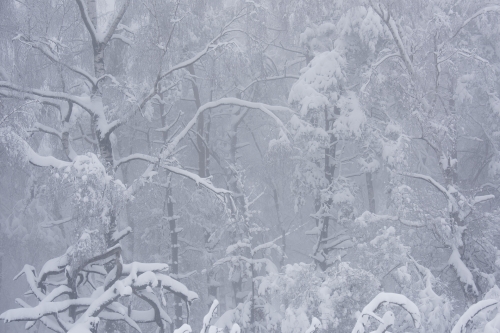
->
left=366, top=172, right=376, bottom=213
left=167, top=187, right=183, bottom=329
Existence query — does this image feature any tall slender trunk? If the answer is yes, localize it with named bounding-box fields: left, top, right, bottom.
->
left=250, top=259, right=256, bottom=333
left=187, top=65, right=218, bottom=306
left=159, top=93, right=183, bottom=328
left=316, top=106, right=339, bottom=271
left=167, top=187, right=183, bottom=329
left=187, top=65, right=207, bottom=178
left=122, top=164, right=135, bottom=259
left=366, top=172, right=376, bottom=213
left=227, top=108, right=249, bottom=307
left=272, top=186, right=286, bottom=268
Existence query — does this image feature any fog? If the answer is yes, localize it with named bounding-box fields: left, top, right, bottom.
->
left=1, top=1, right=500, bottom=332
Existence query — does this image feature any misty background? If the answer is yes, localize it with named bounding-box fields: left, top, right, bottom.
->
left=1, top=0, right=500, bottom=332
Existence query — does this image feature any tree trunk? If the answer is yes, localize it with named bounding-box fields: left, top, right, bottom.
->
left=167, top=187, right=183, bottom=329
left=366, top=172, right=376, bottom=213
left=272, top=186, right=286, bottom=268
left=187, top=64, right=208, bottom=178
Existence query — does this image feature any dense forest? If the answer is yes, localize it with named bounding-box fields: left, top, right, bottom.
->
left=2, top=0, right=500, bottom=332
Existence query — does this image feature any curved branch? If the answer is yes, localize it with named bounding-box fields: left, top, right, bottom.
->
left=0, top=81, right=93, bottom=114
left=115, top=153, right=158, bottom=171
left=451, top=299, right=498, bottom=333
left=161, top=98, right=292, bottom=160
left=14, top=34, right=97, bottom=85
left=452, top=6, right=500, bottom=39
left=400, top=172, right=457, bottom=211
left=352, top=292, right=421, bottom=333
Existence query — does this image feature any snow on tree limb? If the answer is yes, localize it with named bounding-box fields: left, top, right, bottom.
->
left=12, top=34, right=97, bottom=85
left=201, top=299, right=219, bottom=333
left=163, top=165, right=231, bottom=195
left=15, top=299, right=66, bottom=333
left=351, top=292, right=421, bottom=333
left=156, top=273, right=199, bottom=303
left=40, top=217, right=74, bottom=228
left=305, top=317, right=322, bottom=333
left=13, top=265, right=46, bottom=301
left=175, top=323, right=193, bottom=333
left=134, top=290, right=170, bottom=330
left=0, top=297, right=93, bottom=323
left=99, top=311, right=142, bottom=333
left=122, top=262, right=169, bottom=275
left=451, top=299, right=499, bottom=333
left=400, top=172, right=458, bottom=211
left=1, top=227, right=198, bottom=333
left=355, top=211, right=426, bottom=228
left=114, top=153, right=158, bottom=171
left=448, top=246, right=478, bottom=295
left=369, top=1, right=414, bottom=75
left=111, top=227, right=133, bottom=243
left=0, top=81, right=94, bottom=114
left=472, top=194, right=495, bottom=205
left=139, top=11, right=248, bottom=110
left=162, top=98, right=291, bottom=161
left=452, top=6, right=500, bottom=39
left=115, top=154, right=230, bottom=195
left=67, top=317, right=99, bottom=333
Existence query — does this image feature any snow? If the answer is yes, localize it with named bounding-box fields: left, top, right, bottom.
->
left=226, top=240, right=252, bottom=255
left=451, top=299, right=499, bottom=333
left=162, top=98, right=291, bottom=161
left=489, top=92, right=500, bottom=116
left=156, top=273, right=199, bottom=303
left=122, top=262, right=169, bottom=275
left=448, top=246, right=478, bottom=295
left=26, top=143, right=72, bottom=168
left=288, top=50, right=345, bottom=116
left=351, top=292, right=421, bottom=333
left=472, top=194, right=495, bottom=205
left=230, top=323, right=241, bottom=333
left=133, top=271, right=158, bottom=289
left=15, top=299, right=66, bottom=333
left=111, top=226, right=132, bottom=243
left=268, top=129, right=291, bottom=153
left=305, top=317, right=322, bottom=333
left=175, top=324, right=193, bottom=333
left=1, top=239, right=195, bottom=332
left=67, top=317, right=99, bottom=333
left=455, top=74, right=474, bottom=103
left=0, top=298, right=89, bottom=323
left=201, top=300, right=219, bottom=333
left=165, top=165, right=231, bottom=195
left=13, top=265, right=46, bottom=301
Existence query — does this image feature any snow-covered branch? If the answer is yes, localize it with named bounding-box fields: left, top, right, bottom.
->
left=1, top=230, right=198, bottom=333
left=0, top=81, right=93, bottom=114
left=448, top=246, right=478, bottom=296
left=451, top=299, right=498, bottom=333
left=115, top=153, right=158, bottom=170
left=369, top=1, right=414, bottom=75
left=200, top=299, right=219, bottom=333
left=163, top=165, right=230, bottom=195
left=351, top=292, right=421, bottom=333
left=400, top=172, right=458, bottom=211
left=13, top=34, right=97, bottom=85
left=161, top=98, right=291, bottom=160
left=452, top=6, right=500, bottom=39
